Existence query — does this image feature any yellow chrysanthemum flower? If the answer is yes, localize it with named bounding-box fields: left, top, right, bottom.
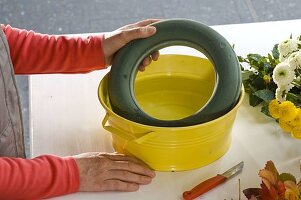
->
left=285, top=190, right=299, bottom=200
left=284, top=182, right=300, bottom=200
left=268, top=99, right=280, bottom=119
left=291, top=125, right=301, bottom=139
left=291, top=108, right=301, bottom=127
left=278, top=101, right=297, bottom=121
left=279, top=118, right=294, bottom=133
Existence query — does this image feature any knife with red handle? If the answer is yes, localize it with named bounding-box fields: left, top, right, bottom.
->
left=182, top=161, right=244, bottom=200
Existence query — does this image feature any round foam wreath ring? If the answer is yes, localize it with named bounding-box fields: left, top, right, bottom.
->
left=108, top=19, right=242, bottom=127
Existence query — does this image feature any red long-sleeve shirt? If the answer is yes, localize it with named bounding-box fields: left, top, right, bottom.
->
left=0, top=24, right=106, bottom=199
left=2, top=24, right=105, bottom=74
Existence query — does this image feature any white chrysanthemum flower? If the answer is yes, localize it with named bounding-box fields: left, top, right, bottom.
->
left=285, top=83, right=294, bottom=91
left=278, top=39, right=299, bottom=61
left=275, top=84, right=294, bottom=102
left=275, top=87, right=286, bottom=102
left=279, top=54, right=286, bottom=62
left=288, top=51, right=301, bottom=70
left=272, top=62, right=295, bottom=86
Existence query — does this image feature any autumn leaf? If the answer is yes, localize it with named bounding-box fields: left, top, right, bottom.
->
left=284, top=180, right=300, bottom=200
left=258, top=161, right=286, bottom=199
left=264, top=161, right=279, bottom=178
left=260, top=181, right=286, bottom=200
left=260, top=182, right=280, bottom=200
left=259, top=169, right=278, bottom=190
left=243, top=188, right=262, bottom=200
left=258, top=161, right=279, bottom=191
left=280, top=173, right=297, bottom=183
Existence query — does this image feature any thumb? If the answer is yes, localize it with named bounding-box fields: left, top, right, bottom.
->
left=103, top=26, right=156, bottom=66
left=121, top=26, right=156, bottom=43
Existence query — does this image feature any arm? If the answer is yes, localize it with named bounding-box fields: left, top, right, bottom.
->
left=0, top=20, right=159, bottom=199
left=1, top=24, right=106, bottom=74
left=0, top=155, right=79, bottom=199
left=1, top=19, right=159, bottom=75
left=0, top=153, right=156, bottom=199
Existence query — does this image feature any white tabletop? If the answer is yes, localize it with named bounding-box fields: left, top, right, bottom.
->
left=29, top=19, right=301, bottom=200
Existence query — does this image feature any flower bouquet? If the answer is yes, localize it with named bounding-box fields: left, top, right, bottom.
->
left=239, top=36, right=301, bottom=138
left=243, top=160, right=301, bottom=200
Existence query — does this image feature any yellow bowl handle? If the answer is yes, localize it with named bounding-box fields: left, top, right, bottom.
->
left=102, top=113, right=137, bottom=141
left=102, top=113, right=157, bottom=144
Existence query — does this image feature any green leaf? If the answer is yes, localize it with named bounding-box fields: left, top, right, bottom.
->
left=242, top=70, right=254, bottom=81
left=261, top=102, right=271, bottom=117
left=237, top=56, right=245, bottom=62
left=272, top=44, right=279, bottom=59
left=251, top=76, right=266, bottom=90
left=279, top=172, right=297, bottom=183
left=263, top=62, right=272, bottom=71
left=261, top=57, right=268, bottom=63
left=247, top=54, right=262, bottom=62
left=254, top=89, right=275, bottom=102
left=286, top=92, right=301, bottom=107
left=242, top=81, right=251, bottom=94
left=240, top=63, right=245, bottom=71
left=268, top=53, right=273, bottom=62
left=249, top=93, right=262, bottom=107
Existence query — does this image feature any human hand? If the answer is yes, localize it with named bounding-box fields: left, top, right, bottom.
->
left=103, top=19, right=160, bottom=71
left=73, top=152, right=156, bottom=192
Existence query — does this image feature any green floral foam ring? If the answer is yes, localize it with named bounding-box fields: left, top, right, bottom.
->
left=108, top=19, right=242, bottom=127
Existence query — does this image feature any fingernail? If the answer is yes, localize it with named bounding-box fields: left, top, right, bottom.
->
left=146, top=26, right=156, bottom=34
left=144, top=177, right=152, bottom=184
left=150, top=170, right=156, bottom=178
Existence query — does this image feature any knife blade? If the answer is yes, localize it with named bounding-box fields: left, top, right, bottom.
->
left=182, top=161, right=244, bottom=200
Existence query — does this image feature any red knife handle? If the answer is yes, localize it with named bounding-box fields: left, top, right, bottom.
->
left=182, top=174, right=227, bottom=200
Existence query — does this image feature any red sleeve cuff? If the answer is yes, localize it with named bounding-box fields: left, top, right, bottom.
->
left=61, top=156, right=81, bottom=194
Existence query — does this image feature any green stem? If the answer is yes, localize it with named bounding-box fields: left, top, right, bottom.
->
left=292, top=80, right=301, bottom=88
left=296, top=68, right=301, bottom=77
left=287, top=92, right=300, bottom=99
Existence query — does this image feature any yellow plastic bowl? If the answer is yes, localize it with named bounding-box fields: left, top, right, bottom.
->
left=98, top=54, right=244, bottom=171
